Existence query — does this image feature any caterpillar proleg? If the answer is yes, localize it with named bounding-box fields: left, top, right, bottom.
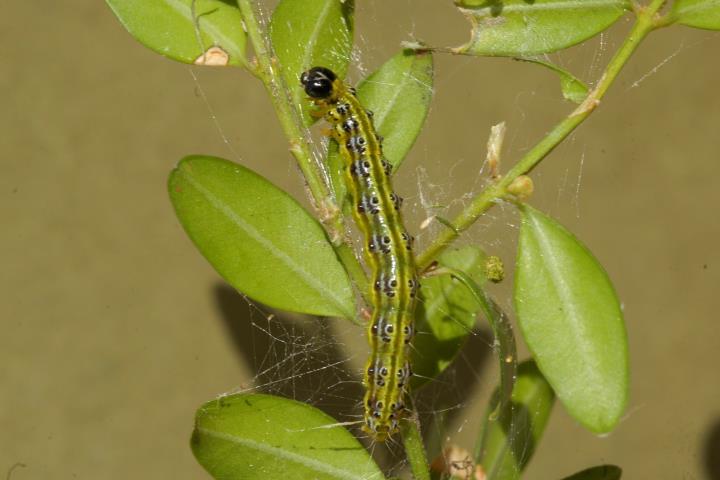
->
left=301, top=67, right=418, bottom=442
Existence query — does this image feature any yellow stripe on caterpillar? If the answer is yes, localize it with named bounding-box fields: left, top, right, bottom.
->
left=301, top=67, right=419, bottom=442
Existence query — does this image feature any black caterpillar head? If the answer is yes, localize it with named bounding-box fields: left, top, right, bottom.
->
left=300, top=67, right=337, bottom=99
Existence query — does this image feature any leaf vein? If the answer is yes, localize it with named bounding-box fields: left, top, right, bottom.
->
left=182, top=169, right=351, bottom=317
left=302, top=0, right=334, bottom=76
left=526, top=214, right=600, bottom=387
left=197, top=427, right=383, bottom=480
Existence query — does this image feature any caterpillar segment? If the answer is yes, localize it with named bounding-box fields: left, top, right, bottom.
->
left=301, top=67, right=419, bottom=442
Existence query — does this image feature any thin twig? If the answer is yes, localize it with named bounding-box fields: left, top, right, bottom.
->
left=417, top=0, right=669, bottom=269
left=236, top=0, right=368, bottom=298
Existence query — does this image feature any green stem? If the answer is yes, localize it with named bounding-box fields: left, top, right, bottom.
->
left=236, top=1, right=327, bottom=206
left=236, top=0, right=368, bottom=297
left=401, top=415, right=431, bottom=480
left=417, top=0, right=667, bottom=269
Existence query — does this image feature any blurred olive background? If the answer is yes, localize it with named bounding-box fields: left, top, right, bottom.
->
left=2, top=1, right=719, bottom=479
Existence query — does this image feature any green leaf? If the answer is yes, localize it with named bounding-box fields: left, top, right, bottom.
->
left=169, top=155, right=355, bottom=319
left=513, top=204, right=628, bottom=433
left=454, top=0, right=629, bottom=56
left=106, top=0, right=247, bottom=66
left=517, top=58, right=589, bottom=104
left=191, top=393, right=385, bottom=480
left=411, top=246, right=487, bottom=388
left=671, top=0, right=720, bottom=30
left=269, top=0, right=355, bottom=125
left=560, top=465, right=622, bottom=480
left=475, top=360, right=555, bottom=480
left=328, top=49, right=434, bottom=210
left=355, top=50, right=434, bottom=172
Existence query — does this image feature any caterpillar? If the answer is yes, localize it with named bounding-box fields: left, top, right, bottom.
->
left=301, top=67, right=418, bottom=442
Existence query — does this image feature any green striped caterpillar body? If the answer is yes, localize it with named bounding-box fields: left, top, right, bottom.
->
left=301, top=67, right=418, bottom=442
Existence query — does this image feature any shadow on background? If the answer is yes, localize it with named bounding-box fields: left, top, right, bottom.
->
left=704, top=416, right=720, bottom=479
left=213, top=283, right=363, bottom=424
left=213, top=283, right=494, bottom=467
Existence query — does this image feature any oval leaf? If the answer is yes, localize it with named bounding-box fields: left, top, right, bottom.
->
left=513, top=204, right=628, bottom=433
left=454, top=0, right=629, bottom=56
left=169, top=155, right=354, bottom=319
left=192, top=393, right=385, bottom=480
left=671, top=0, right=720, bottom=30
left=269, top=0, right=354, bottom=125
left=411, top=246, right=487, bottom=388
left=328, top=49, right=434, bottom=209
left=561, top=465, right=622, bottom=480
left=106, top=0, right=247, bottom=66
left=475, top=360, right=555, bottom=480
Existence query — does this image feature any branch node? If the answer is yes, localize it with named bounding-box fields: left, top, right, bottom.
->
left=573, top=97, right=601, bottom=116
left=507, top=175, right=534, bottom=200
